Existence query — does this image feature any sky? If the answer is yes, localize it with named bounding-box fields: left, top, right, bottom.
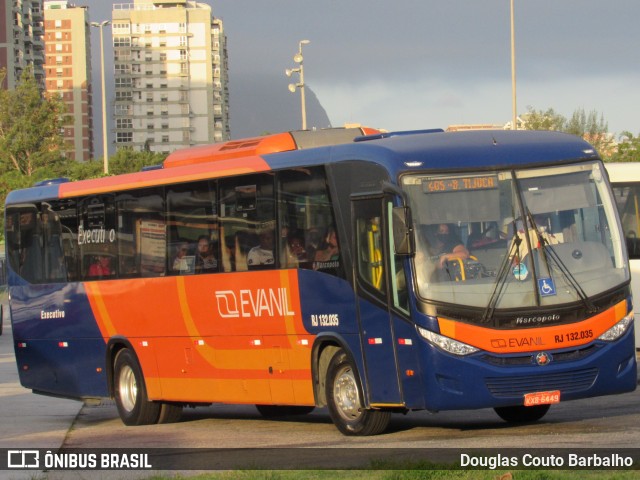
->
left=83, top=0, right=640, bottom=144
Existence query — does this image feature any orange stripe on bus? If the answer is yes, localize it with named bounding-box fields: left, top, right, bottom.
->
left=85, top=282, right=117, bottom=339
left=438, top=300, right=628, bottom=354
left=278, top=269, right=306, bottom=343
left=148, top=378, right=314, bottom=405
left=58, top=156, right=271, bottom=198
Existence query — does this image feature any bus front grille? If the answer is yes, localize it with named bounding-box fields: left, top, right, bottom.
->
left=480, top=345, right=599, bottom=367
left=485, top=367, right=598, bottom=397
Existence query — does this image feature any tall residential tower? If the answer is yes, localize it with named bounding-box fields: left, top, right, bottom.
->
left=112, top=0, right=230, bottom=154
left=0, top=0, right=45, bottom=89
left=43, top=0, right=93, bottom=161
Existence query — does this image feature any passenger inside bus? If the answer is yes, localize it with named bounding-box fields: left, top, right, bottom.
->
left=510, top=214, right=560, bottom=264
left=195, top=236, right=217, bottom=273
left=282, top=231, right=308, bottom=268
left=88, top=255, right=112, bottom=278
left=172, top=242, right=194, bottom=274
left=305, top=227, right=322, bottom=260
left=314, top=225, right=340, bottom=262
left=247, top=229, right=275, bottom=268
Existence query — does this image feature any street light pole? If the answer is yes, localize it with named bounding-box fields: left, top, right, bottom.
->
left=91, top=20, right=111, bottom=173
left=286, top=39, right=310, bottom=130
left=297, top=40, right=309, bottom=131
left=510, top=0, right=517, bottom=130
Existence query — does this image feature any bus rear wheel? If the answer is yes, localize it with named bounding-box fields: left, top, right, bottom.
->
left=494, top=404, right=550, bottom=423
left=157, top=403, right=183, bottom=424
left=326, top=348, right=391, bottom=436
left=113, top=348, right=161, bottom=426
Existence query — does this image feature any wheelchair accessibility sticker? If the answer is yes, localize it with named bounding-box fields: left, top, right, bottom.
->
left=538, top=277, right=557, bottom=297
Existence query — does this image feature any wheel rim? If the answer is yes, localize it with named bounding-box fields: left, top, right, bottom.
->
left=118, top=364, right=138, bottom=413
left=333, top=365, right=361, bottom=421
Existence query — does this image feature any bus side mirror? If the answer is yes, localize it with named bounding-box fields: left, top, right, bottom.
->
left=392, top=206, right=415, bottom=255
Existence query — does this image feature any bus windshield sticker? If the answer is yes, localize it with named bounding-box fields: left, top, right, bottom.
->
left=538, top=277, right=557, bottom=297
left=512, top=263, right=529, bottom=281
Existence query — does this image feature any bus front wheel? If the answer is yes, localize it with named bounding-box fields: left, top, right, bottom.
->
left=326, top=348, right=391, bottom=436
left=494, top=404, right=550, bottom=423
left=113, top=349, right=161, bottom=426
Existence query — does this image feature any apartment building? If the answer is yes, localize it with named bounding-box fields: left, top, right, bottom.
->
left=112, top=0, right=230, bottom=154
left=43, top=0, right=93, bottom=162
left=0, top=0, right=45, bottom=89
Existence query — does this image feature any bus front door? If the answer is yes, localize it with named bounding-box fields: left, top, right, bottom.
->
left=352, top=197, right=403, bottom=406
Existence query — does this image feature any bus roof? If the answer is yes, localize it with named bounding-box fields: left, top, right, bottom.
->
left=162, top=126, right=381, bottom=168
left=604, top=163, right=640, bottom=183
left=6, top=128, right=599, bottom=205
left=264, top=129, right=599, bottom=176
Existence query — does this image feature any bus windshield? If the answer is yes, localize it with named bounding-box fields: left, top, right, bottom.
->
left=402, top=161, right=628, bottom=310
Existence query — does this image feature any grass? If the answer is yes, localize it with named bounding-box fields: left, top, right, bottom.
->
left=140, top=470, right=640, bottom=480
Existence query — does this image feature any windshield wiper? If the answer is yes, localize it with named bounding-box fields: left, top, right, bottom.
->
left=527, top=210, right=597, bottom=314
left=481, top=219, right=522, bottom=324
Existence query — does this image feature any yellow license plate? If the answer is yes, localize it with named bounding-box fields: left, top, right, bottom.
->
left=523, top=390, right=560, bottom=406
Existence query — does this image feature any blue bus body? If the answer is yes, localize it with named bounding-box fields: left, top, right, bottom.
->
left=6, top=129, right=635, bottom=434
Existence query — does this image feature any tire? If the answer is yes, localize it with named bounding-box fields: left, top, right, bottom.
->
left=494, top=404, right=550, bottom=423
left=325, top=349, right=391, bottom=436
left=113, top=349, right=161, bottom=426
left=255, top=405, right=315, bottom=417
left=157, top=403, right=183, bottom=424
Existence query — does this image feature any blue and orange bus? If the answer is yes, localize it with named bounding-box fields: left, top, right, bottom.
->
left=5, top=127, right=636, bottom=435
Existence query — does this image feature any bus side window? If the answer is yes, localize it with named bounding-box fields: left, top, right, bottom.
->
left=276, top=167, right=340, bottom=274
left=167, top=180, right=218, bottom=275
left=357, top=216, right=385, bottom=293
left=6, top=201, right=78, bottom=283
left=41, top=203, right=70, bottom=282
left=15, top=208, right=43, bottom=283
left=5, top=210, right=21, bottom=276
left=114, top=189, right=165, bottom=278
left=354, top=198, right=387, bottom=296
left=220, top=174, right=275, bottom=272
left=79, top=196, right=118, bottom=281
left=612, top=184, right=640, bottom=260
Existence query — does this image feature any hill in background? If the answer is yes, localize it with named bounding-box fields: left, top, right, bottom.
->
left=229, top=74, right=332, bottom=138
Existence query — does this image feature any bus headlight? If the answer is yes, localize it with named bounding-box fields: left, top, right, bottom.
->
left=598, top=313, right=634, bottom=342
left=417, top=326, right=479, bottom=356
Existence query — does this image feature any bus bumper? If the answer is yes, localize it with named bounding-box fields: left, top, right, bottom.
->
left=418, top=326, right=637, bottom=411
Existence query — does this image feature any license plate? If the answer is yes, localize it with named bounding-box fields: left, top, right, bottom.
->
left=523, top=390, right=561, bottom=407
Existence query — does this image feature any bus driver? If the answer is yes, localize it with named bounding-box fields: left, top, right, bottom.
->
left=432, top=223, right=470, bottom=267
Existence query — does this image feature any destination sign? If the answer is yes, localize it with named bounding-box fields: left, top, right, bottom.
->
left=423, top=175, right=498, bottom=193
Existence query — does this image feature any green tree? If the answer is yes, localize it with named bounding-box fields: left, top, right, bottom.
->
left=63, top=149, right=167, bottom=181
left=107, top=148, right=167, bottom=175
left=522, top=106, right=566, bottom=131
left=0, top=68, right=72, bottom=243
left=522, top=106, right=614, bottom=160
left=608, top=131, right=640, bottom=163
left=565, top=108, right=614, bottom=158
left=0, top=68, right=69, bottom=177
